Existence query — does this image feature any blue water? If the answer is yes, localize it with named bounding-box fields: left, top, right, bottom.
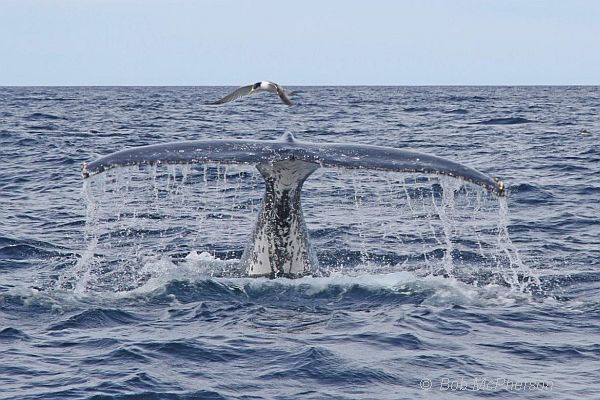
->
left=1, top=87, right=599, bottom=399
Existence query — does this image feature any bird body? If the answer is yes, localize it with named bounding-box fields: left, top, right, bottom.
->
left=210, top=81, right=292, bottom=105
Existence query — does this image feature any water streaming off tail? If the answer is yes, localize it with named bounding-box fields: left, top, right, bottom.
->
left=60, top=163, right=536, bottom=292
left=303, top=169, right=536, bottom=289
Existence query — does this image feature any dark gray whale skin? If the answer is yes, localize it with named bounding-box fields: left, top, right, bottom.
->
left=82, top=132, right=505, bottom=196
left=82, top=132, right=505, bottom=277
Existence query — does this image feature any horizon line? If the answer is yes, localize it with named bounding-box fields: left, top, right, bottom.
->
left=1, top=84, right=599, bottom=88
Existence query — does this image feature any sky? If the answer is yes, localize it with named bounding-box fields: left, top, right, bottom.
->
left=1, top=0, right=599, bottom=85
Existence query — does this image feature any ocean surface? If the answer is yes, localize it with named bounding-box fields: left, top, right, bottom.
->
left=0, top=86, right=599, bottom=399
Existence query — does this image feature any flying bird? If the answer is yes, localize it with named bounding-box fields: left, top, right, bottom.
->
left=209, top=81, right=292, bottom=106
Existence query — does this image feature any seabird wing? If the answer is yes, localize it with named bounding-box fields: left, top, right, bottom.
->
left=276, top=86, right=292, bottom=105
left=208, top=85, right=254, bottom=105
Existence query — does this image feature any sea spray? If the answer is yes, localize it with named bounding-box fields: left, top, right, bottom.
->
left=61, top=163, right=536, bottom=293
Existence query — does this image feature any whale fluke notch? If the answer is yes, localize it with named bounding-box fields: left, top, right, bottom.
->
left=82, top=132, right=506, bottom=277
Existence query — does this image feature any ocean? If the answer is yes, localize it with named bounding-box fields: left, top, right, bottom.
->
left=1, top=86, right=599, bottom=399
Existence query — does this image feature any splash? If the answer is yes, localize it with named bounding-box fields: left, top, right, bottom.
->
left=59, top=163, right=537, bottom=293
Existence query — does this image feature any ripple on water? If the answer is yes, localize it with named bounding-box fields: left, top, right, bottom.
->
left=0, top=327, right=30, bottom=341
left=1, top=86, right=598, bottom=400
left=47, top=308, right=145, bottom=331
left=475, top=117, right=534, bottom=125
left=24, top=112, right=67, bottom=121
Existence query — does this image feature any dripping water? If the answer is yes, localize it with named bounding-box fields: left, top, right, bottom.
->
left=60, top=163, right=537, bottom=293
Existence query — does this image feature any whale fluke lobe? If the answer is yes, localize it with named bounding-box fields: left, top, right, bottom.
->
left=82, top=132, right=506, bottom=277
left=81, top=132, right=505, bottom=196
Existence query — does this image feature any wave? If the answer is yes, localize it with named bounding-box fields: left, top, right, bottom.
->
left=86, top=270, right=542, bottom=308
left=260, top=346, right=398, bottom=384
left=479, top=341, right=600, bottom=362
left=403, top=107, right=429, bottom=112
left=0, top=237, right=65, bottom=263
left=445, top=95, right=488, bottom=102
left=15, top=137, right=39, bottom=146
left=445, top=108, right=469, bottom=114
left=508, top=183, right=553, bottom=203
left=138, top=341, right=243, bottom=363
left=26, top=124, right=58, bottom=131
left=24, top=112, right=67, bottom=121
left=475, top=117, right=533, bottom=125
left=47, top=308, right=145, bottom=331
left=2, top=267, right=554, bottom=317
left=581, top=147, right=599, bottom=156
left=0, top=327, right=30, bottom=341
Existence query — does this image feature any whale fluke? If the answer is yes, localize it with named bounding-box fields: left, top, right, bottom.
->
left=82, top=132, right=505, bottom=277
left=82, top=133, right=504, bottom=196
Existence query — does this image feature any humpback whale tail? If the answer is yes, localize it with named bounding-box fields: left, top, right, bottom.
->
left=82, top=132, right=505, bottom=278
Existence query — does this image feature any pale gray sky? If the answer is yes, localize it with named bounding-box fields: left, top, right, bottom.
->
left=1, top=0, right=599, bottom=85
